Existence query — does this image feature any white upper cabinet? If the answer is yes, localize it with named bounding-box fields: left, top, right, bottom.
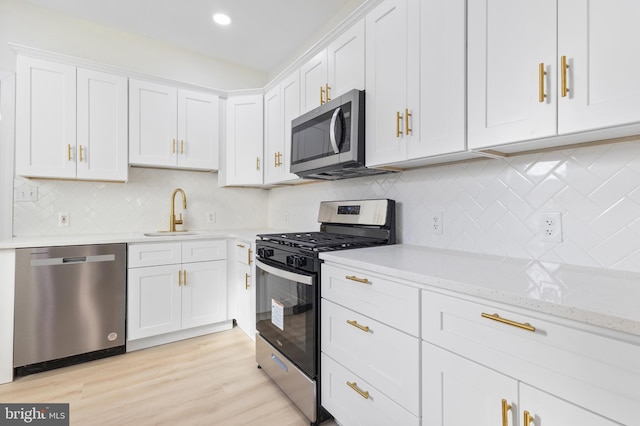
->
left=264, top=71, right=300, bottom=185
left=221, top=94, right=264, bottom=186
left=467, top=0, right=558, bottom=149
left=16, top=56, right=128, bottom=181
left=300, top=19, right=365, bottom=114
left=366, top=0, right=467, bottom=168
left=558, top=0, right=640, bottom=134
left=129, top=79, right=219, bottom=170
left=469, top=0, right=640, bottom=150
left=76, top=68, right=128, bottom=181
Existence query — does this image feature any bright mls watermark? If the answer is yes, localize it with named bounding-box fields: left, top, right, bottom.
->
left=0, top=404, right=69, bottom=425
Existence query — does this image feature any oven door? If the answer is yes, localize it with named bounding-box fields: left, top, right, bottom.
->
left=255, top=258, right=317, bottom=378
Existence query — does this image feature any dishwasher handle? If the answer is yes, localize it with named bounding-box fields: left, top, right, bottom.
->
left=31, top=254, right=116, bottom=267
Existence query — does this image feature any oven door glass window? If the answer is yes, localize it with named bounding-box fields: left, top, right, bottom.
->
left=256, top=259, right=316, bottom=377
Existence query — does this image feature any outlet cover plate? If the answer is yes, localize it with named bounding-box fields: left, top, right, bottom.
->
left=540, top=213, right=562, bottom=242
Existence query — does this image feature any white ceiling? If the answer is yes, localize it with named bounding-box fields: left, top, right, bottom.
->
left=21, top=0, right=366, bottom=74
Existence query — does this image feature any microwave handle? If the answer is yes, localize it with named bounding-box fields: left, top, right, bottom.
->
left=329, top=107, right=342, bottom=154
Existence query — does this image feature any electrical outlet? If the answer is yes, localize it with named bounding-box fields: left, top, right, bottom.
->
left=58, top=212, right=70, bottom=227
left=540, top=213, right=562, bottom=242
left=431, top=211, right=443, bottom=234
left=15, top=185, right=38, bottom=202
left=206, top=212, right=216, bottom=224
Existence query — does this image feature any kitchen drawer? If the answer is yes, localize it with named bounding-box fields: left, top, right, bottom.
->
left=321, top=353, right=419, bottom=426
left=128, top=242, right=182, bottom=268
left=321, top=263, right=419, bottom=336
left=181, top=240, right=226, bottom=263
left=421, top=290, right=640, bottom=424
left=233, top=240, right=253, bottom=266
left=321, top=299, right=420, bottom=415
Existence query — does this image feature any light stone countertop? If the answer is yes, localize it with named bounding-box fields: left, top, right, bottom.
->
left=320, top=244, right=640, bottom=337
left=0, top=229, right=276, bottom=249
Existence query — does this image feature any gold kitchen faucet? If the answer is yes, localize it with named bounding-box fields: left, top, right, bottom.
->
left=169, top=188, right=187, bottom=232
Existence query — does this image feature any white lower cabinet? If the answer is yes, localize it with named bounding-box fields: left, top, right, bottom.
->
left=231, top=239, right=255, bottom=340
left=321, top=263, right=420, bottom=425
left=322, top=259, right=639, bottom=426
left=422, top=342, right=621, bottom=426
left=128, top=240, right=227, bottom=342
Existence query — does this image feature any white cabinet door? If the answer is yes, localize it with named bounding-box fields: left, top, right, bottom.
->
left=263, top=71, right=300, bottom=185
left=76, top=68, right=128, bottom=181
left=263, top=85, right=282, bottom=184
left=300, top=50, right=328, bottom=114
left=327, top=19, right=365, bottom=99
left=129, top=79, right=178, bottom=167
left=223, top=94, right=263, bottom=186
left=413, top=0, right=465, bottom=158
left=15, top=56, right=76, bottom=179
left=233, top=240, right=255, bottom=340
left=181, top=260, right=227, bottom=329
left=128, top=264, right=182, bottom=340
left=422, top=342, right=519, bottom=426
left=558, top=0, right=640, bottom=135
left=520, top=383, right=622, bottom=426
left=365, top=0, right=417, bottom=166
left=467, top=0, right=557, bottom=149
left=177, top=89, right=219, bottom=170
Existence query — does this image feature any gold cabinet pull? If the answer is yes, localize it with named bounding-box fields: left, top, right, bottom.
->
left=502, top=399, right=512, bottom=426
left=78, top=145, right=84, bottom=162
left=256, top=157, right=260, bottom=170
left=248, top=248, right=253, bottom=265
left=277, top=152, right=283, bottom=167
left=67, top=144, right=72, bottom=161
left=395, top=111, right=403, bottom=137
left=183, top=270, right=187, bottom=286
left=346, top=381, right=369, bottom=399
left=481, top=313, right=536, bottom=332
left=561, top=55, right=569, bottom=97
left=245, top=272, right=250, bottom=289
left=346, top=319, right=370, bottom=333
left=405, top=108, right=412, bottom=135
left=524, top=410, right=534, bottom=425
left=274, top=152, right=279, bottom=167
left=172, top=139, right=176, bottom=153
left=345, top=275, right=370, bottom=284
left=180, top=139, right=184, bottom=154
left=325, top=83, right=331, bottom=102
left=236, top=244, right=246, bottom=248
left=178, top=270, right=183, bottom=286
left=320, top=86, right=325, bottom=105
left=539, top=63, right=547, bottom=103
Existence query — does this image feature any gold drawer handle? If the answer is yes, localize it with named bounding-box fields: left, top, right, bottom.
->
left=561, top=55, right=570, bottom=97
left=345, top=275, right=370, bottom=284
left=346, top=319, right=370, bottom=333
left=67, top=144, right=72, bottom=161
left=178, top=270, right=183, bottom=286
left=538, top=62, right=547, bottom=103
left=502, top=399, right=512, bottom=426
left=245, top=272, right=250, bottom=289
left=395, top=111, right=403, bottom=137
left=524, top=410, right=534, bottom=425
left=405, top=108, right=412, bottom=135
left=248, top=248, right=253, bottom=265
left=481, top=313, right=536, bottom=332
left=236, top=244, right=246, bottom=248
left=346, top=381, right=369, bottom=399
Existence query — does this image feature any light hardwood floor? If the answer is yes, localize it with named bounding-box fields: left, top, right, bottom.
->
left=0, top=327, right=335, bottom=425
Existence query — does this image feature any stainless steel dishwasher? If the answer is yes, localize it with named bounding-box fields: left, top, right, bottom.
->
left=14, top=243, right=126, bottom=375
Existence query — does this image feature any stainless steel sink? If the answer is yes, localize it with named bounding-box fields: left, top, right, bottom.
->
left=143, top=231, right=197, bottom=237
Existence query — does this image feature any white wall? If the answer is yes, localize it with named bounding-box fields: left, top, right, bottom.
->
left=0, top=72, right=15, bottom=240
left=0, top=0, right=267, bottom=90
left=269, top=140, right=640, bottom=274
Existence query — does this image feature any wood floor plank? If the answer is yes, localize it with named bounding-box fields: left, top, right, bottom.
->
left=0, top=327, right=330, bottom=425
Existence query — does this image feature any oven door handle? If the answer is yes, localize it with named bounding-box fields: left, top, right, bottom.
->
left=256, top=259, right=314, bottom=286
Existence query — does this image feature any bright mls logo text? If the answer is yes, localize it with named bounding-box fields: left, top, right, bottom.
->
left=1, top=404, right=69, bottom=425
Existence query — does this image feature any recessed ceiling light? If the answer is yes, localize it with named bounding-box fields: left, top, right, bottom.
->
left=213, top=13, right=231, bottom=26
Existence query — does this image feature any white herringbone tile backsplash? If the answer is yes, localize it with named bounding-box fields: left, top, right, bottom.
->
left=268, top=139, right=640, bottom=273
left=13, top=140, right=640, bottom=273
left=13, top=168, right=268, bottom=235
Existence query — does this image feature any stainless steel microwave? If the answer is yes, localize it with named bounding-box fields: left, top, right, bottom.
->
left=290, top=89, right=389, bottom=180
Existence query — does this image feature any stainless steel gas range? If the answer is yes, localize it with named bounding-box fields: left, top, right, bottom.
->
left=255, top=199, right=396, bottom=425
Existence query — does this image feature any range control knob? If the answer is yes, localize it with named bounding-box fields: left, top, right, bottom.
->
left=257, top=248, right=274, bottom=258
left=286, top=255, right=307, bottom=268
